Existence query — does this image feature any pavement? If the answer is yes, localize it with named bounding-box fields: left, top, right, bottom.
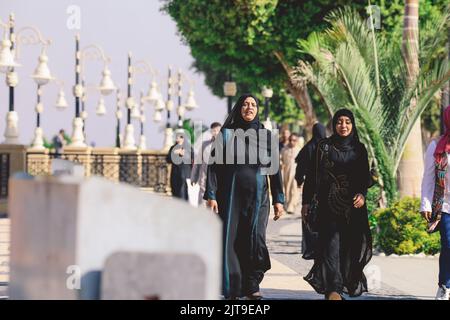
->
left=0, top=208, right=441, bottom=300
left=261, top=209, right=440, bottom=300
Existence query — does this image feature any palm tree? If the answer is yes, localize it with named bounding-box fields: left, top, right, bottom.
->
left=397, top=0, right=422, bottom=198
left=293, top=7, right=450, bottom=204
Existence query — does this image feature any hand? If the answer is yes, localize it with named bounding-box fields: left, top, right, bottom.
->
left=421, top=211, right=432, bottom=222
left=273, top=203, right=285, bottom=221
left=207, top=199, right=219, bottom=214
left=301, top=204, right=309, bottom=221
left=353, top=194, right=365, bottom=208
left=174, top=148, right=185, bottom=156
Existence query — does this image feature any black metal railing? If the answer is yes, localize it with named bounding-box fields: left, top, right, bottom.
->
left=0, top=154, right=10, bottom=200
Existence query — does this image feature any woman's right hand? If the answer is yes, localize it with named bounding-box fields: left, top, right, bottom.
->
left=421, top=211, right=431, bottom=222
left=207, top=199, right=219, bottom=214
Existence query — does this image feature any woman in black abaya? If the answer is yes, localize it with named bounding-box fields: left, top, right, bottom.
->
left=302, top=109, right=372, bottom=300
left=295, top=123, right=327, bottom=260
left=166, top=132, right=193, bottom=200
left=204, top=94, right=285, bottom=299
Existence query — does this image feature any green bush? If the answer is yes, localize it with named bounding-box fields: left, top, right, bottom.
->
left=366, top=184, right=381, bottom=233
left=372, top=197, right=440, bottom=255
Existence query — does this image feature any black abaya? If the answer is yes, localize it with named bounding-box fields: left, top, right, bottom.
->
left=167, top=143, right=193, bottom=200
left=296, top=123, right=327, bottom=260
left=203, top=94, right=285, bottom=298
left=302, top=111, right=372, bottom=297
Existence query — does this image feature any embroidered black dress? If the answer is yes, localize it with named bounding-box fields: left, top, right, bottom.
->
left=302, top=110, right=372, bottom=297
left=204, top=94, right=285, bottom=298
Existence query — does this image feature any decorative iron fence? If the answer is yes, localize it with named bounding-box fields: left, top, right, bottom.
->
left=0, top=146, right=171, bottom=203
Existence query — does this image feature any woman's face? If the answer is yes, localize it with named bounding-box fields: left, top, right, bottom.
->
left=176, top=135, right=184, bottom=145
left=240, top=97, right=257, bottom=122
left=335, top=116, right=353, bottom=137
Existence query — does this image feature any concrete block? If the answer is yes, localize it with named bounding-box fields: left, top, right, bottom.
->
left=101, top=252, right=206, bottom=300
left=8, top=176, right=221, bottom=299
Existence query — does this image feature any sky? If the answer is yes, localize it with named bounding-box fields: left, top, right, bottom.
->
left=0, top=0, right=227, bottom=149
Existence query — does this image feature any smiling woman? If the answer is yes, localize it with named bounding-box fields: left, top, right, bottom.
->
left=204, top=93, right=285, bottom=300
left=302, top=108, right=373, bottom=300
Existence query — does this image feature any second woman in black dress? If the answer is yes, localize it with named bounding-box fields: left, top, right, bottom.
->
left=302, top=108, right=372, bottom=300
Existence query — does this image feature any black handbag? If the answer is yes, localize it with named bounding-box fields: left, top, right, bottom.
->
left=306, top=142, right=328, bottom=232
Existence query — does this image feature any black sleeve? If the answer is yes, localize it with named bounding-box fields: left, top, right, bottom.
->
left=203, top=147, right=218, bottom=201
left=269, top=166, right=285, bottom=205
left=302, top=144, right=320, bottom=205
left=295, top=147, right=308, bottom=187
left=166, top=145, right=175, bottom=164
left=354, top=144, right=370, bottom=198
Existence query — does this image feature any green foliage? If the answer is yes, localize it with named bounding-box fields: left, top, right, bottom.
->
left=366, top=183, right=382, bottom=233
left=366, top=183, right=382, bottom=216
left=43, top=137, right=53, bottom=149
left=162, top=0, right=371, bottom=121
left=294, top=7, right=450, bottom=204
left=43, top=132, right=72, bottom=150
left=421, top=97, right=442, bottom=139
left=162, top=1, right=447, bottom=125
left=372, top=197, right=440, bottom=255
left=181, top=119, right=196, bottom=145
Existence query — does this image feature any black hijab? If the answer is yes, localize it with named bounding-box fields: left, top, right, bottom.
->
left=220, top=93, right=274, bottom=166
left=312, top=123, right=327, bottom=143
left=222, top=93, right=261, bottom=131
left=331, top=108, right=360, bottom=151
left=295, top=122, right=327, bottom=165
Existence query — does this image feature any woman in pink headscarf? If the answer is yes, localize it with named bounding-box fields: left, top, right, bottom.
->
left=421, top=105, right=450, bottom=300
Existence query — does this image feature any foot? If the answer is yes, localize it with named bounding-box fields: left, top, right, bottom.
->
left=325, top=292, right=342, bottom=300
left=246, top=291, right=263, bottom=300
left=435, top=285, right=450, bottom=300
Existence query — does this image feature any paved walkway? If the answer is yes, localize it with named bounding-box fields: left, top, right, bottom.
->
left=0, top=212, right=441, bottom=300
left=261, top=210, right=439, bottom=300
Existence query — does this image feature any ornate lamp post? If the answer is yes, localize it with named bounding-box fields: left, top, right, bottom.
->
left=175, top=70, right=198, bottom=129
left=138, top=91, right=147, bottom=150
left=115, top=88, right=122, bottom=148
left=29, top=79, right=68, bottom=150
left=261, top=86, right=273, bottom=130
left=0, top=14, right=55, bottom=144
left=223, top=73, right=236, bottom=114
left=122, top=54, right=157, bottom=150
left=163, top=66, right=175, bottom=151
left=71, top=34, right=116, bottom=147
left=153, top=86, right=165, bottom=123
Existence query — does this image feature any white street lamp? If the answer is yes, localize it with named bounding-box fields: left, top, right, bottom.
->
left=153, top=110, right=162, bottom=122
left=122, top=57, right=157, bottom=150
left=55, top=85, right=68, bottom=109
left=69, top=36, right=116, bottom=147
left=96, top=97, right=106, bottom=116
left=0, top=38, right=19, bottom=72
left=184, top=89, right=198, bottom=111
left=31, top=49, right=53, bottom=85
left=0, top=14, right=53, bottom=145
left=145, top=80, right=160, bottom=103
left=261, top=86, right=274, bottom=130
left=155, top=92, right=165, bottom=111
left=98, top=66, right=116, bottom=95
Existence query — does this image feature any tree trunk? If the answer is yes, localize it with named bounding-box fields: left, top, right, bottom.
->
left=397, top=0, right=424, bottom=198
left=273, top=51, right=317, bottom=140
